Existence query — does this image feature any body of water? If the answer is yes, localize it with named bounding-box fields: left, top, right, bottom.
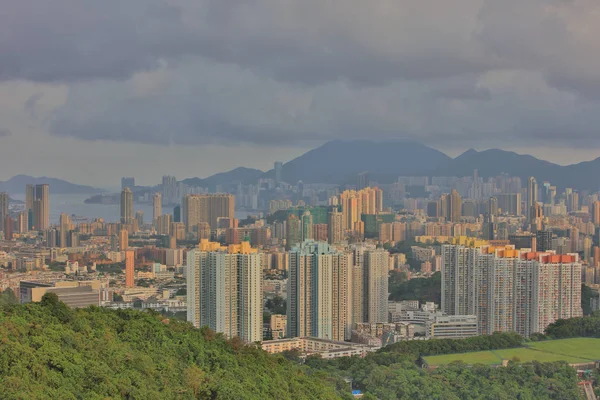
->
left=10, top=194, right=254, bottom=224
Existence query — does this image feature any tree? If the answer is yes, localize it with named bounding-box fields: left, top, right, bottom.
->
left=0, top=289, right=18, bottom=307
left=265, top=296, right=286, bottom=315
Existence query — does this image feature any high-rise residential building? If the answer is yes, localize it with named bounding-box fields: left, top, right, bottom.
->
left=274, top=161, right=283, bottom=184
left=449, top=189, right=461, bottom=223
left=442, top=243, right=582, bottom=337
left=4, top=215, right=13, bottom=240
left=349, top=244, right=390, bottom=327
left=327, top=209, right=344, bottom=245
left=182, top=193, right=235, bottom=232
left=173, top=205, right=181, bottom=223
left=488, top=197, right=498, bottom=216
left=426, top=201, right=439, bottom=218
left=121, top=177, right=135, bottom=191
left=25, top=184, right=35, bottom=214
left=33, top=184, right=49, bottom=230
left=0, top=192, right=8, bottom=232
left=119, top=229, right=129, bottom=252
left=17, top=211, right=28, bottom=233
left=187, top=240, right=263, bottom=342
left=593, top=201, right=600, bottom=226
left=59, top=213, right=72, bottom=248
left=527, top=176, right=538, bottom=219
left=363, top=248, right=390, bottom=323
left=286, top=214, right=302, bottom=250
left=496, top=193, right=521, bottom=216
left=120, top=187, right=134, bottom=226
left=153, top=193, right=162, bottom=225
left=536, top=229, right=553, bottom=252
left=135, top=210, right=144, bottom=228
left=339, top=187, right=383, bottom=231
left=301, top=211, right=313, bottom=241
left=356, top=171, right=370, bottom=190
left=125, top=250, right=135, bottom=288
left=287, top=240, right=352, bottom=341
left=162, top=175, right=177, bottom=205
left=157, top=214, right=172, bottom=236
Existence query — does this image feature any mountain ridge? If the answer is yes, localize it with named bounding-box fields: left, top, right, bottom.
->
left=0, top=175, right=105, bottom=195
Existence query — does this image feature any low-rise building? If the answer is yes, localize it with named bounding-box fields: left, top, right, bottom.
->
left=261, top=337, right=378, bottom=359
left=19, top=280, right=101, bottom=308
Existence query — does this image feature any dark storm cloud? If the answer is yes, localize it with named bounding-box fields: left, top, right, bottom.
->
left=4, top=0, right=600, bottom=150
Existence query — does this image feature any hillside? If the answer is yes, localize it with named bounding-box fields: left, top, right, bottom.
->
left=270, top=140, right=451, bottom=184
left=0, top=175, right=104, bottom=195
left=0, top=294, right=341, bottom=400
left=181, top=167, right=264, bottom=190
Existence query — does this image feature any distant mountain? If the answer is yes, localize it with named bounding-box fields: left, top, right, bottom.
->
left=435, top=149, right=600, bottom=191
left=181, top=167, right=264, bottom=190
left=271, top=140, right=452, bottom=184
left=0, top=175, right=105, bottom=195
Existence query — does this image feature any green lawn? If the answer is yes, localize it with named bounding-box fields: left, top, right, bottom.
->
left=495, top=348, right=587, bottom=364
left=527, top=338, right=600, bottom=360
left=425, top=338, right=600, bottom=366
left=425, top=351, right=501, bottom=366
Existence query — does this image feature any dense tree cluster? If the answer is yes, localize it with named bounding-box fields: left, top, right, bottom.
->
left=381, top=331, right=524, bottom=357
left=0, top=294, right=341, bottom=399
left=544, top=314, right=600, bottom=339
left=389, top=271, right=441, bottom=303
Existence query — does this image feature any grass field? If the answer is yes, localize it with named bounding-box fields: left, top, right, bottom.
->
left=425, top=351, right=502, bottom=366
left=424, top=338, right=600, bottom=367
left=527, top=338, right=600, bottom=360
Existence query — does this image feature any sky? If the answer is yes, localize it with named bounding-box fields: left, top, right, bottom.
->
left=2, top=0, right=600, bottom=188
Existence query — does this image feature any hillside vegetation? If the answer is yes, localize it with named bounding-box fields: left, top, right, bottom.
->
left=0, top=294, right=592, bottom=400
left=0, top=294, right=341, bottom=400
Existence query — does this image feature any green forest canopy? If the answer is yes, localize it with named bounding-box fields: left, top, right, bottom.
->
left=0, top=295, right=594, bottom=399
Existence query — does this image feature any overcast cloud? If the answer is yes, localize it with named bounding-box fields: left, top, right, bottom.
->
left=1, top=0, right=600, bottom=186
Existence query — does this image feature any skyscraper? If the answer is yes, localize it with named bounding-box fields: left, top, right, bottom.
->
left=327, top=209, right=344, bottom=245
left=4, top=215, right=13, bottom=240
left=274, top=161, right=283, bottom=184
left=125, top=250, right=135, bottom=288
left=187, top=241, right=263, bottom=342
left=119, top=229, right=129, bottom=252
left=153, top=193, right=162, bottom=225
left=286, top=214, right=302, bottom=250
left=363, top=248, right=390, bottom=323
left=449, top=189, right=461, bottom=223
left=33, top=184, right=49, bottom=230
left=287, top=240, right=352, bottom=340
left=120, top=187, right=134, bottom=226
left=182, top=193, right=235, bottom=232
left=0, top=192, right=8, bottom=232
left=59, top=213, right=72, bottom=248
left=488, top=197, right=498, bottom=216
left=301, top=211, right=313, bottom=241
left=162, top=175, right=177, bottom=205
left=593, top=201, right=600, bottom=226
left=527, top=176, right=538, bottom=219
left=135, top=210, right=144, bottom=228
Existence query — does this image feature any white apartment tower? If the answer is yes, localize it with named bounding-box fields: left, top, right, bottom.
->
left=187, top=241, right=263, bottom=342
